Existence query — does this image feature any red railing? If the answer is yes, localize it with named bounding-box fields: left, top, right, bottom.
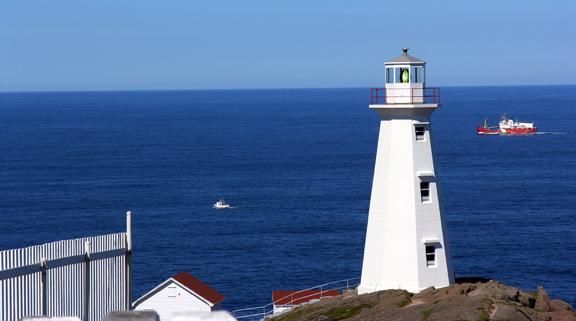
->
left=232, top=277, right=360, bottom=320
left=370, top=87, right=441, bottom=105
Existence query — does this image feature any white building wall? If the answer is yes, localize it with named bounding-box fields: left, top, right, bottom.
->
left=358, top=106, right=453, bottom=295
left=385, top=83, right=425, bottom=104
left=412, top=120, right=453, bottom=289
left=272, top=305, right=292, bottom=315
left=134, top=282, right=212, bottom=321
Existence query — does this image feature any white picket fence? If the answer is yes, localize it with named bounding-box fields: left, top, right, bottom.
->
left=0, top=212, right=133, bottom=321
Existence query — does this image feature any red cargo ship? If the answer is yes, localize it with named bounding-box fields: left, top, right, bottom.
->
left=476, top=116, right=537, bottom=135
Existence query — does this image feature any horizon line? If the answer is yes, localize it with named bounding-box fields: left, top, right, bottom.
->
left=1, top=83, right=575, bottom=94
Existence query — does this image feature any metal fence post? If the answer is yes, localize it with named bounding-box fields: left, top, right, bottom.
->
left=83, top=240, right=91, bottom=321
left=125, top=211, right=132, bottom=310
left=40, top=257, right=47, bottom=316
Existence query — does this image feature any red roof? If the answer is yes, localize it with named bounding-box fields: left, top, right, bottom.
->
left=173, top=272, right=224, bottom=305
left=273, top=290, right=340, bottom=306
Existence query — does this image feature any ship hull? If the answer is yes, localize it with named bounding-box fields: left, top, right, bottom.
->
left=476, top=127, right=500, bottom=135
left=500, top=127, right=537, bottom=135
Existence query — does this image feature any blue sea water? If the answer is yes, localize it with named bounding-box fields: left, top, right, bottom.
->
left=0, top=86, right=575, bottom=310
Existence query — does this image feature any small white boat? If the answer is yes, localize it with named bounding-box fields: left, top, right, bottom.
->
left=213, top=199, right=230, bottom=209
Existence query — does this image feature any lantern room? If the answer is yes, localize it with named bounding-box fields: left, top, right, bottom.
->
left=384, top=48, right=427, bottom=104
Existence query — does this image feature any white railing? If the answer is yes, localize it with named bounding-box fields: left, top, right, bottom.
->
left=232, top=277, right=360, bottom=321
left=0, top=211, right=133, bottom=321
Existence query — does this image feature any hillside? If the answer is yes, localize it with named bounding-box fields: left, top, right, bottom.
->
left=269, top=280, right=576, bottom=321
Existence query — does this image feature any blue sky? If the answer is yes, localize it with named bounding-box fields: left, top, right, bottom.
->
left=1, top=0, right=574, bottom=91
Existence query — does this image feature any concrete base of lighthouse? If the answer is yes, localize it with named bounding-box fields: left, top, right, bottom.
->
left=358, top=104, right=453, bottom=295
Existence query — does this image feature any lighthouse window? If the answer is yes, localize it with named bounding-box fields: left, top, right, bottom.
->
left=425, top=245, right=436, bottom=267
left=386, top=68, right=394, bottom=83
left=415, top=125, right=426, bottom=141
left=420, top=181, right=430, bottom=202
left=412, top=66, right=424, bottom=83
left=167, top=285, right=177, bottom=297
left=396, top=68, right=410, bottom=83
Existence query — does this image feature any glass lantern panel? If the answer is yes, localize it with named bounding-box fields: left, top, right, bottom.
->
left=396, top=68, right=410, bottom=83
left=421, top=67, right=426, bottom=83
left=386, top=68, right=394, bottom=83
left=411, top=66, right=425, bottom=83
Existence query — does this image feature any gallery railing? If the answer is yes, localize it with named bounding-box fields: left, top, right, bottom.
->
left=370, top=87, right=441, bottom=105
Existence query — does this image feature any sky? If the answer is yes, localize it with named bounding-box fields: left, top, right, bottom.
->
left=1, top=0, right=575, bottom=91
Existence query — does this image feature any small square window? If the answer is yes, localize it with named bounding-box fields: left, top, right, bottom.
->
left=425, top=245, right=436, bottom=267
left=415, top=126, right=426, bottom=141
left=167, top=285, right=177, bottom=298
left=420, top=182, right=430, bottom=202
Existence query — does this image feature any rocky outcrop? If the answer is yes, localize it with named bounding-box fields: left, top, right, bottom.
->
left=269, top=280, right=576, bottom=321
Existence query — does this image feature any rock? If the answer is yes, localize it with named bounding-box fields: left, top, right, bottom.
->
left=536, top=287, right=552, bottom=312
left=549, top=300, right=576, bottom=321
left=267, top=281, right=576, bottom=321
left=467, top=280, right=534, bottom=307
left=551, top=300, right=574, bottom=312
left=491, top=302, right=534, bottom=321
left=537, top=312, right=553, bottom=321
left=413, top=286, right=435, bottom=298
left=104, top=311, right=160, bottom=321
left=535, top=287, right=553, bottom=321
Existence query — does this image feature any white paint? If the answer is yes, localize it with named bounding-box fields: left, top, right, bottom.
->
left=272, top=305, right=291, bottom=315
left=133, top=280, right=215, bottom=321
left=167, top=311, right=236, bottom=321
left=0, top=232, right=130, bottom=321
left=126, top=211, right=132, bottom=252
left=358, top=53, right=453, bottom=295
left=20, top=317, right=81, bottom=321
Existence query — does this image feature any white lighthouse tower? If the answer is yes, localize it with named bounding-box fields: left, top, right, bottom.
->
left=358, top=49, right=453, bottom=295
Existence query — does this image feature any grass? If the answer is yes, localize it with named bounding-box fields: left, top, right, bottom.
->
left=273, top=304, right=369, bottom=321
left=397, top=294, right=413, bottom=308
left=325, top=304, right=369, bottom=320
left=477, top=309, right=490, bottom=321
left=422, top=308, right=433, bottom=321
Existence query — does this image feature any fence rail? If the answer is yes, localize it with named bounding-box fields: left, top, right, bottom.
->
left=0, top=212, right=133, bottom=321
left=232, top=277, right=360, bottom=321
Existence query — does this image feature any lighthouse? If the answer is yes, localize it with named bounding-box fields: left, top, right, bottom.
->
left=358, top=49, right=453, bottom=294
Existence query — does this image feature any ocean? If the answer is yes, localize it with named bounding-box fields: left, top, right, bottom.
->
left=0, top=86, right=575, bottom=310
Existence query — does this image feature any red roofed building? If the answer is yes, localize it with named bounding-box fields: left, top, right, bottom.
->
left=272, top=290, right=340, bottom=314
left=133, top=272, right=224, bottom=320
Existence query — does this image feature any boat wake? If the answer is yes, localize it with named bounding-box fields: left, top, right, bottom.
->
left=536, top=132, right=567, bottom=135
